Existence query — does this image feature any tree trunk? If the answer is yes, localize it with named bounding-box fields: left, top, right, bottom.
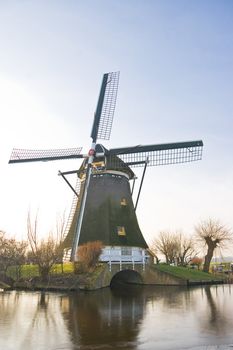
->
left=39, top=266, right=50, bottom=282
left=203, top=245, right=215, bottom=273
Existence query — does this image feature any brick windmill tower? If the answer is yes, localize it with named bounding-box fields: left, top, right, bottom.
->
left=9, top=71, right=203, bottom=265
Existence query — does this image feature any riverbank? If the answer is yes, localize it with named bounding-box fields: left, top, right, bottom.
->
left=0, top=263, right=227, bottom=291
left=153, top=264, right=226, bottom=285
left=1, top=264, right=107, bottom=291
left=0, top=274, right=90, bottom=292
left=0, top=281, right=11, bottom=290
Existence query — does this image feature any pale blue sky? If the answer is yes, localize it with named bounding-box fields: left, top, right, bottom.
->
left=0, top=1, right=233, bottom=252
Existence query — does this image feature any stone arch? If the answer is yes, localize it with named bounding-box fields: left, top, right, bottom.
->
left=110, top=269, right=143, bottom=288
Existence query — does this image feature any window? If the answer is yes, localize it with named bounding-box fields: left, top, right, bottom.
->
left=120, top=198, right=127, bottom=206
left=121, top=247, right=132, bottom=255
left=117, top=226, right=126, bottom=236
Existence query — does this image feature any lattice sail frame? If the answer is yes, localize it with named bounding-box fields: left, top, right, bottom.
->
left=9, top=147, right=83, bottom=163
left=109, top=141, right=203, bottom=168
left=95, top=71, right=120, bottom=141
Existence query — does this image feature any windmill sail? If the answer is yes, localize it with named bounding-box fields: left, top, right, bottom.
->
left=91, top=71, right=120, bottom=142
left=9, top=147, right=83, bottom=164
left=109, top=140, right=203, bottom=167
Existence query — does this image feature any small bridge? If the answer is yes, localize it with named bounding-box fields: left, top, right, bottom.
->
left=85, top=263, right=187, bottom=290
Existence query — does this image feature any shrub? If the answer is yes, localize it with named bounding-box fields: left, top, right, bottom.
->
left=75, top=241, right=103, bottom=273
left=190, top=257, right=203, bottom=270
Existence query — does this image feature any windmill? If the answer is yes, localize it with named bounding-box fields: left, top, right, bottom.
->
left=9, top=71, right=203, bottom=265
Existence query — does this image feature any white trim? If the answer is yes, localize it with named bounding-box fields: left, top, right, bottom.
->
left=93, top=170, right=130, bottom=179
left=100, top=246, right=149, bottom=264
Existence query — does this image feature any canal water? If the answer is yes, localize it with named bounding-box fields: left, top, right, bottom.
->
left=0, top=285, right=233, bottom=350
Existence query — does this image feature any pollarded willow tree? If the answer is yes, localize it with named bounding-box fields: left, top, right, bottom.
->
left=195, top=218, right=233, bottom=273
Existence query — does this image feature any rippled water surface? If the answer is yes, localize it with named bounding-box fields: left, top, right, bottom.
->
left=0, top=285, right=233, bottom=350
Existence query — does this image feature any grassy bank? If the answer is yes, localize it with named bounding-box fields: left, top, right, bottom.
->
left=6, top=263, right=74, bottom=280
left=154, top=264, right=225, bottom=283
left=5, top=263, right=106, bottom=291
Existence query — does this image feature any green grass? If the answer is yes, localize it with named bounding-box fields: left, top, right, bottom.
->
left=154, top=264, right=225, bottom=282
left=7, top=262, right=74, bottom=280
left=50, top=263, right=74, bottom=274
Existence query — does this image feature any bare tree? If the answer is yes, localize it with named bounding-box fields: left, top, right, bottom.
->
left=55, top=212, right=66, bottom=273
left=195, top=219, right=233, bottom=273
left=0, top=230, right=12, bottom=274
left=176, top=233, right=196, bottom=266
left=27, top=212, right=65, bottom=281
left=153, top=231, right=179, bottom=264
left=0, top=230, right=27, bottom=278
left=152, top=231, right=197, bottom=266
left=11, top=240, right=28, bottom=280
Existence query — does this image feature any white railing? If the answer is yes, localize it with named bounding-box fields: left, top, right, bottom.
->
left=100, top=247, right=149, bottom=272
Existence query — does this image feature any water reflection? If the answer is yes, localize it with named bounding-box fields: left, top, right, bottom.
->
left=0, top=291, right=71, bottom=350
left=61, top=286, right=146, bottom=349
left=0, top=285, right=233, bottom=350
left=200, top=286, right=232, bottom=336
